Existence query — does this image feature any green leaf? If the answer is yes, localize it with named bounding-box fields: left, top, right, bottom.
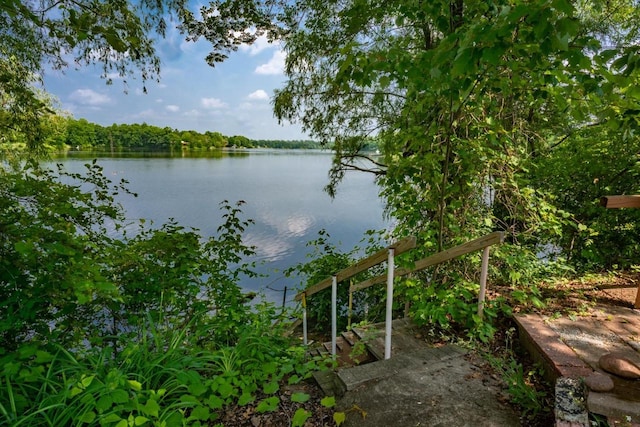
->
left=481, top=47, right=503, bottom=66
left=111, top=389, right=129, bottom=404
left=180, top=394, right=200, bottom=404
left=14, top=241, right=32, bottom=255
left=188, top=381, right=207, bottom=396
left=102, top=414, right=122, bottom=423
left=206, top=395, right=224, bottom=410
left=96, top=395, right=113, bottom=412
left=262, top=380, right=279, bottom=395
left=80, top=375, right=95, bottom=388
left=238, top=393, right=254, bottom=406
left=321, top=396, right=336, bottom=408
left=128, top=380, right=142, bottom=391
left=378, top=75, right=390, bottom=89
left=291, top=408, right=311, bottom=427
left=105, top=31, right=127, bottom=52
left=188, top=406, right=210, bottom=421
left=552, top=0, right=574, bottom=14
left=290, top=392, right=310, bottom=403
left=142, top=398, right=160, bottom=417
left=217, top=381, right=236, bottom=398
left=134, top=416, right=149, bottom=425
left=334, top=411, right=347, bottom=426
left=256, top=396, right=279, bottom=413
left=261, top=362, right=277, bottom=375
left=452, top=48, right=475, bottom=76
left=79, top=411, right=96, bottom=423
left=287, top=375, right=301, bottom=385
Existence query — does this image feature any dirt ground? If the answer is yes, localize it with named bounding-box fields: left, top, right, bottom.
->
left=535, top=271, right=639, bottom=314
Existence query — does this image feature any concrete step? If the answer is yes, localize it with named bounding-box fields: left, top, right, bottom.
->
left=336, top=345, right=466, bottom=395
left=352, top=318, right=428, bottom=360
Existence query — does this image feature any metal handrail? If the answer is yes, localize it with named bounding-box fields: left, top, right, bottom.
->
left=295, top=232, right=504, bottom=360
left=294, top=236, right=416, bottom=357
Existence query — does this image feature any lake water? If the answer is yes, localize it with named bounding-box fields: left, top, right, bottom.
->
left=52, top=149, right=389, bottom=304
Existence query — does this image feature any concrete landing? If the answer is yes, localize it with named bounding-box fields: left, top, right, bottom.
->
left=335, top=345, right=520, bottom=426
left=515, top=304, right=640, bottom=424
left=320, top=318, right=520, bottom=427
left=337, top=345, right=465, bottom=393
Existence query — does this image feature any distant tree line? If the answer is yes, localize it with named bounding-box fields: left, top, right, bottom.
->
left=44, top=118, right=322, bottom=151
left=252, top=139, right=322, bottom=149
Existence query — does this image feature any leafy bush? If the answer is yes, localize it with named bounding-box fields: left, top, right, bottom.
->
left=0, top=315, right=329, bottom=426
left=0, top=161, right=260, bottom=351
left=532, top=129, right=640, bottom=271
left=0, top=161, right=333, bottom=425
left=285, top=230, right=387, bottom=333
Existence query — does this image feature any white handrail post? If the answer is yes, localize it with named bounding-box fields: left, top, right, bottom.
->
left=385, top=248, right=395, bottom=360
left=331, top=275, right=337, bottom=358
left=477, top=246, right=491, bottom=319
left=302, top=294, right=308, bottom=346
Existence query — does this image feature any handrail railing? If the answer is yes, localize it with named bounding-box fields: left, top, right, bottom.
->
left=294, top=236, right=416, bottom=355
left=294, top=236, right=417, bottom=301
left=295, top=232, right=504, bottom=360
left=352, top=231, right=504, bottom=323
left=351, top=232, right=504, bottom=291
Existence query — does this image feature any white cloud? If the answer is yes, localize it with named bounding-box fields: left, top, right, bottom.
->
left=248, top=89, right=269, bottom=101
left=255, top=50, right=285, bottom=75
left=69, top=89, right=112, bottom=106
left=166, top=105, right=180, bottom=112
left=238, top=101, right=270, bottom=112
left=132, top=109, right=156, bottom=119
left=201, top=97, right=227, bottom=109
left=183, top=109, right=202, bottom=117
left=240, top=35, right=277, bottom=56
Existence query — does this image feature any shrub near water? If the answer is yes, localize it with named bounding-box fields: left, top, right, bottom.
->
left=0, top=162, right=330, bottom=426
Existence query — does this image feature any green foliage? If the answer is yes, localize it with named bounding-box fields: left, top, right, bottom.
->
left=0, top=160, right=261, bottom=350
left=533, top=127, right=640, bottom=271
left=0, top=160, right=337, bottom=425
left=0, top=316, right=329, bottom=426
left=285, top=229, right=386, bottom=332
left=292, top=408, right=312, bottom=426
left=0, top=0, right=195, bottom=147
left=251, top=139, right=322, bottom=149
left=50, top=118, right=322, bottom=153
left=259, top=0, right=640, bottom=338
left=486, top=349, right=549, bottom=421
left=0, top=160, right=126, bottom=349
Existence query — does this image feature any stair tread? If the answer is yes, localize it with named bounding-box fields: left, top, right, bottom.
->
left=341, top=330, right=358, bottom=346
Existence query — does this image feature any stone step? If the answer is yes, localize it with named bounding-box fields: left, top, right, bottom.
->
left=352, top=318, right=428, bottom=360
left=318, top=334, right=375, bottom=368
left=341, top=330, right=358, bottom=346
left=336, top=345, right=466, bottom=395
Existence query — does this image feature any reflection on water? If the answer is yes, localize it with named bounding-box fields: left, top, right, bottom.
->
left=51, top=149, right=389, bottom=303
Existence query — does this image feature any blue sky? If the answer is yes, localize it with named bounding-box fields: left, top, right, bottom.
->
left=43, top=28, right=308, bottom=140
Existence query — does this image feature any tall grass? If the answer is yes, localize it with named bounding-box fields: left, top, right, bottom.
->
left=0, top=313, right=328, bottom=426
